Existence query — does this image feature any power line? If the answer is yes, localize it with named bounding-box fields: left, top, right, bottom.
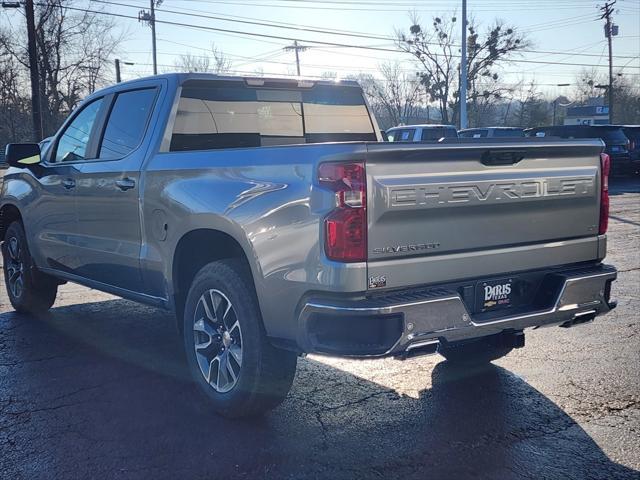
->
left=88, top=0, right=637, bottom=60
left=31, top=2, right=640, bottom=70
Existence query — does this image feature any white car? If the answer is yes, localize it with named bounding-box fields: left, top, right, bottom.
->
left=386, top=124, right=458, bottom=142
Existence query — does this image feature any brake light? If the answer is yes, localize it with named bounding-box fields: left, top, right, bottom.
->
left=318, top=162, right=367, bottom=262
left=599, top=153, right=610, bottom=235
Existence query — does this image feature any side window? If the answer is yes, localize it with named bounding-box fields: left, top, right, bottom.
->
left=55, top=98, right=103, bottom=162
left=401, top=130, right=414, bottom=141
left=421, top=128, right=457, bottom=141
left=99, top=89, right=156, bottom=159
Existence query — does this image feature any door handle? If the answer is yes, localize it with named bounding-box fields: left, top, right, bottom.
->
left=62, top=178, right=76, bottom=190
left=115, top=178, right=136, bottom=191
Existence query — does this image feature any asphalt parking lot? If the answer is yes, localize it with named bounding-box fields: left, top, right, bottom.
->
left=1, top=178, right=639, bottom=480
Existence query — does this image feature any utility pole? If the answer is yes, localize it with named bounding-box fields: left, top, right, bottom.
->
left=284, top=40, right=307, bottom=76
left=459, top=0, right=468, bottom=129
left=139, top=0, right=162, bottom=75
left=3, top=0, right=43, bottom=140
left=600, top=0, right=617, bottom=123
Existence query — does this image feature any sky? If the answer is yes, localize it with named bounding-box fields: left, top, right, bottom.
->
left=2, top=0, right=640, bottom=97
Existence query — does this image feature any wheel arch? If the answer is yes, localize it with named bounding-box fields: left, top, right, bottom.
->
left=171, top=228, right=260, bottom=332
left=0, top=203, right=23, bottom=241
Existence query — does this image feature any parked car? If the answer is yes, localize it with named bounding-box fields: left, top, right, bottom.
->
left=459, top=127, right=525, bottom=138
left=1, top=74, right=617, bottom=418
left=618, top=125, right=640, bottom=172
left=526, top=125, right=632, bottom=175
left=386, top=124, right=458, bottom=142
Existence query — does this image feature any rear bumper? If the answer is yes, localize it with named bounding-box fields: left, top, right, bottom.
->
left=297, top=264, right=617, bottom=358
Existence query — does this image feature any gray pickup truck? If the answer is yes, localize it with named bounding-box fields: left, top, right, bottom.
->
left=1, top=74, right=617, bottom=417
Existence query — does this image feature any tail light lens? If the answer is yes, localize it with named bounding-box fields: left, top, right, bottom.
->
left=599, top=152, right=610, bottom=235
left=318, top=162, right=367, bottom=262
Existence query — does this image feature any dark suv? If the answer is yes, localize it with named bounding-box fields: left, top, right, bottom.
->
left=526, top=125, right=632, bottom=175
left=618, top=126, right=640, bottom=173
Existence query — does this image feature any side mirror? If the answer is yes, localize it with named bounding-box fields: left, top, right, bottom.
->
left=5, top=143, right=42, bottom=167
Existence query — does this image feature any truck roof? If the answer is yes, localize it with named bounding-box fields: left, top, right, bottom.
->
left=108, top=72, right=363, bottom=90
left=386, top=124, right=456, bottom=131
left=460, top=127, right=523, bottom=131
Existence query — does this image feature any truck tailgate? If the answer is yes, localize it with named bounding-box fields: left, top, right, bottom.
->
left=365, top=139, right=604, bottom=290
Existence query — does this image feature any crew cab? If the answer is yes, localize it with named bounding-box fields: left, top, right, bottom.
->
left=1, top=74, right=617, bottom=418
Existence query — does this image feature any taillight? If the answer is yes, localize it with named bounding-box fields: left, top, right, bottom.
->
left=599, top=152, right=610, bottom=235
left=318, top=162, right=367, bottom=262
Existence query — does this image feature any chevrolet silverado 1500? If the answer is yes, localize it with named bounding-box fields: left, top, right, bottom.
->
left=1, top=74, right=617, bottom=417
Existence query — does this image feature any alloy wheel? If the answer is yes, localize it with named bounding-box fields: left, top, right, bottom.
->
left=193, top=289, right=243, bottom=393
left=5, top=236, right=24, bottom=299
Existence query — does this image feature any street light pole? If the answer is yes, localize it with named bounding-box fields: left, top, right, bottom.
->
left=553, top=83, right=571, bottom=126
left=459, top=0, right=468, bottom=129
left=114, top=59, right=135, bottom=83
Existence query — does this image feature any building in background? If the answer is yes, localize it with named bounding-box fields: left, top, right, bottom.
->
left=564, top=105, right=610, bottom=126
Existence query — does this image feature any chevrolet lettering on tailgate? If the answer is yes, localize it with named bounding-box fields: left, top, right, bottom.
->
left=389, top=176, right=595, bottom=208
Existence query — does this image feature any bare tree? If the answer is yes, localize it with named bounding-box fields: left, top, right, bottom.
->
left=174, top=44, right=231, bottom=74
left=355, top=62, right=423, bottom=129
left=571, top=68, right=640, bottom=123
left=175, top=53, right=211, bottom=73
left=398, top=14, right=528, bottom=127
left=573, top=68, right=607, bottom=104
left=0, top=43, right=31, bottom=144
left=0, top=0, right=124, bottom=136
left=612, top=74, right=640, bottom=124
left=508, top=81, right=550, bottom=127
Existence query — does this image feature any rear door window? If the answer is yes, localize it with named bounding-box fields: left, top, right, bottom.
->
left=421, top=127, right=457, bottom=141
left=99, top=88, right=157, bottom=159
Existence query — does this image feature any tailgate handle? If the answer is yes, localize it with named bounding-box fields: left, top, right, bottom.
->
left=481, top=149, right=526, bottom=166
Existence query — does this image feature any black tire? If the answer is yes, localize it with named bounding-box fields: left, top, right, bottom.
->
left=2, top=221, right=58, bottom=314
left=182, top=259, right=297, bottom=418
left=438, top=333, right=513, bottom=365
